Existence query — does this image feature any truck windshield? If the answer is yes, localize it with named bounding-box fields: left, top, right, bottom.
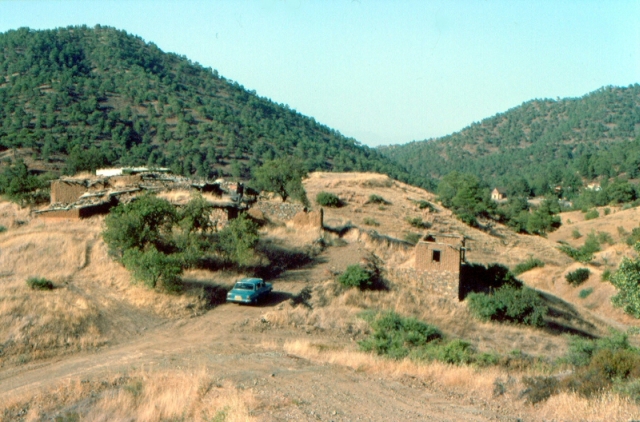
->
left=235, top=283, right=254, bottom=290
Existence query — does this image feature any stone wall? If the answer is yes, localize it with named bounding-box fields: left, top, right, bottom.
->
left=391, top=267, right=461, bottom=301
left=50, top=181, right=87, bottom=204
left=255, top=202, right=306, bottom=222
left=415, top=242, right=461, bottom=273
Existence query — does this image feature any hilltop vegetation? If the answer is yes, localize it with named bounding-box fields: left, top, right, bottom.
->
left=382, top=85, right=640, bottom=194
left=0, top=26, right=423, bottom=186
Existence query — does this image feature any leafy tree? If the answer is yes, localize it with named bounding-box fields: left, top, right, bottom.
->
left=252, top=158, right=309, bottom=205
left=102, top=194, right=177, bottom=258
left=610, top=243, right=640, bottom=318
left=217, top=214, right=259, bottom=266
left=122, top=246, right=182, bottom=292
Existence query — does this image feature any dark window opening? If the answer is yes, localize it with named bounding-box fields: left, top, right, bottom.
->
left=432, top=250, right=441, bottom=262
left=425, top=235, right=436, bottom=242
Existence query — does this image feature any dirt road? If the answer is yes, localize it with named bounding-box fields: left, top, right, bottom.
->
left=0, top=295, right=523, bottom=421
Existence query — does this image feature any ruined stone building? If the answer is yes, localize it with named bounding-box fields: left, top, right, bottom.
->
left=37, top=168, right=251, bottom=221
left=413, top=233, right=466, bottom=300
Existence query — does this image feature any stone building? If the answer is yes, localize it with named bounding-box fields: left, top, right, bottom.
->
left=413, top=233, right=466, bottom=300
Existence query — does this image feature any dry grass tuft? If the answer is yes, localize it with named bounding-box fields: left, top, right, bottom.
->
left=537, top=391, right=640, bottom=421
left=1, top=369, right=257, bottom=422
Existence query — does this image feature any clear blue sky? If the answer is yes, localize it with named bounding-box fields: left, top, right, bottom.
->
left=1, top=1, right=638, bottom=146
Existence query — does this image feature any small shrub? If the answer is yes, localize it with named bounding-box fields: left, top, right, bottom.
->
left=571, top=229, right=582, bottom=239
left=601, top=268, right=611, bottom=281
left=406, top=216, right=430, bottom=229
left=367, top=194, right=389, bottom=205
left=585, top=209, right=600, bottom=220
left=363, top=217, right=379, bottom=227
left=626, top=227, right=640, bottom=246
left=359, top=311, right=443, bottom=359
left=522, top=376, right=560, bottom=404
left=618, top=226, right=629, bottom=237
left=338, top=265, right=374, bottom=290
left=466, top=285, right=547, bottom=327
left=315, top=191, right=342, bottom=207
left=512, top=257, right=545, bottom=275
left=26, top=277, right=54, bottom=290
left=558, top=232, right=600, bottom=263
left=417, top=200, right=436, bottom=212
left=0, top=225, right=6, bottom=233
left=579, top=287, right=594, bottom=298
left=566, top=268, right=590, bottom=286
left=604, top=207, right=611, bottom=216
left=597, top=231, right=614, bottom=245
left=404, top=232, right=421, bottom=245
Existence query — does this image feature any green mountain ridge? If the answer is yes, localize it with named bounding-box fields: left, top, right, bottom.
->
left=0, top=26, right=424, bottom=187
left=382, top=85, right=640, bottom=195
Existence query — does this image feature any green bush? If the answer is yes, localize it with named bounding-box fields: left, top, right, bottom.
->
left=367, top=194, right=389, bottom=205
left=626, top=227, right=640, bottom=246
left=362, top=217, right=379, bottom=227
left=417, top=200, right=436, bottom=212
left=610, top=243, right=640, bottom=317
left=26, top=277, right=54, bottom=290
left=405, top=216, right=430, bottom=229
left=466, top=285, right=547, bottom=327
left=512, top=257, right=545, bottom=275
left=571, top=229, right=582, bottom=239
left=558, top=232, right=600, bottom=263
left=579, top=288, right=594, bottom=298
left=315, top=191, right=342, bottom=207
left=359, top=311, right=443, bottom=359
left=359, top=311, right=499, bottom=367
left=604, top=208, right=611, bottom=216
left=0, top=225, right=6, bottom=233
left=338, top=265, right=374, bottom=290
left=597, top=231, right=614, bottom=245
left=566, top=268, right=591, bottom=286
left=601, top=268, right=611, bottom=281
left=585, top=209, right=600, bottom=220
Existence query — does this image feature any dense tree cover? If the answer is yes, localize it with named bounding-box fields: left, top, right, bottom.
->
left=382, top=85, right=640, bottom=192
left=437, top=171, right=560, bottom=234
left=0, top=26, right=426, bottom=187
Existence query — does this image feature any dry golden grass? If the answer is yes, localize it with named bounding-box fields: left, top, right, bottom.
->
left=1, top=369, right=257, bottom=422
left=0, top=202, right=218, bottom=365
left=537, top=391, right=640, bottom=421
left=281, top=339, right=640, bottom=421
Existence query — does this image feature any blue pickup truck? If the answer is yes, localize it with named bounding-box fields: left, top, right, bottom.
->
left=226, top=278, right=272, bottom=304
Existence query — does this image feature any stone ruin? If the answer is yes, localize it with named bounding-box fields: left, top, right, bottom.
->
left=36, top=168, right=252, bottom=221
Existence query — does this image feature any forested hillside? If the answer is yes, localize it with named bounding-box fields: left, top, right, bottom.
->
left=382, top=85, right=640, bottom=195
left=0, top=26, right=425, bottom=186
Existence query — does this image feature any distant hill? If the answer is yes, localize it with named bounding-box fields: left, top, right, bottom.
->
left=382, top=85, right=640, bottom=195
left=0, top=26, right=426, bottom=187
